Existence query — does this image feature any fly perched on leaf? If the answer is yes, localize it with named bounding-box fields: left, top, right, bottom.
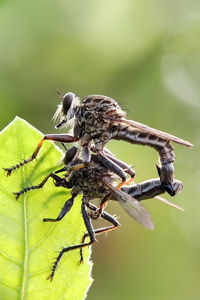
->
left=4, top=92, right=193, bottom=196
left=14, top=146, right=183, bottom=281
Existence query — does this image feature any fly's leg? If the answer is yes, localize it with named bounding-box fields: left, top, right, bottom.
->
left=101, top=150, right=135, bottom=185
left=89, top=193, right=110, bottom=220
left=91, top=146, right=136, bottom=184
left=43, top=196, right=75, bottom=222
left=3, top=134, right=78, bottom=176
left=80, top=203, right=120, bottom=262
left=64, top=163, right=87, bottom=176
left=90, top=175, right=134, bottom=221
left=47, top=201, right=96, bottom=281
left=13, top=173, right=64, bottom=199
left=98, top=152, right=135, bottom=188
left=101, top=147, right=136, bottom=181
left=98, top=153, right=126, bottom=184
left=121, top=178, right=183, bottom=201
left=89, top=152, right=136, bottom=220
left=13, top=170, right=75, bottom=199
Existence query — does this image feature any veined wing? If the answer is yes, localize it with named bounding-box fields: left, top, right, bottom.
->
left=120, top=118, right=193, bottom=147
left=102, top=177, right=154, bottom=230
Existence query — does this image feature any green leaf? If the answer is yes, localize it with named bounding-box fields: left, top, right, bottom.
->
left=0, top=117, right=93, bottom=300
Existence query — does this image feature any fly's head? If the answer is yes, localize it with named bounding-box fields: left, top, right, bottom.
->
left=63, top=146, right=80, bottom=166
left=53, top=91, right=80, bottom=129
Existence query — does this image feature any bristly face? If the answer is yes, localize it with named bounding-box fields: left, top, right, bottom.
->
left=52, top=92, right=80, bottom=129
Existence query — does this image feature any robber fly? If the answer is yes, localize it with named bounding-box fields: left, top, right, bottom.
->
left=4, top=92, right=193, bottom=196
left=14, top=146, right=183, bottom=281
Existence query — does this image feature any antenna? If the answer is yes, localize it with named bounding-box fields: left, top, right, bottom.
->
left=56, top=89, right=64, bottom=99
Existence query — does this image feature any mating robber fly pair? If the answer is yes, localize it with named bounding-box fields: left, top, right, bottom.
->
left=3, top=92, right=193, bottom=281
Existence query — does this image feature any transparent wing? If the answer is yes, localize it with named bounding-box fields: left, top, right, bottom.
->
left=120, top=118, right=193, bottom=147
left=102, top=177, right=154, bottom=230
left=155, top=196, right=184, bottom=211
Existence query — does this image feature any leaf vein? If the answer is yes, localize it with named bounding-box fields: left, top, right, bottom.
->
left=0, top=211, right=21, bottom=225
left=29, top=223, right=57, bottom=253
left=0, top=279, right=19, bottom=291
left=27, top=287, right=52, bottom=296
left=0, top=249, right=22, bottom=266
left=28, top=266, right=50, bottom=279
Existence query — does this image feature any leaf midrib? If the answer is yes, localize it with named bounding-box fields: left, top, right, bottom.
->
left=18, top=129, right=29, bottom=300
left=20, top=192, right=28, bottom=300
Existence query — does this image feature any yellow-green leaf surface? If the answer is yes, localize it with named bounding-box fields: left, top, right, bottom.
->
left=0, top=117, right=92, bottom=300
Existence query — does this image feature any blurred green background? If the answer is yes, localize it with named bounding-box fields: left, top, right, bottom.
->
left=0, top=0, right=200, bottom=299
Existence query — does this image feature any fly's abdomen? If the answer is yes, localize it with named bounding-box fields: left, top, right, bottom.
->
left=122, top=178, right=183, bottom=200
left=113, top=124, right=175, bottom=165
left=122, top=179, right=165, bottom=200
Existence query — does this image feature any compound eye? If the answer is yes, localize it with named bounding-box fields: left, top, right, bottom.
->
left=63, top=146, right=79, bottom=165
left=62, top=92, right=74, bottom=115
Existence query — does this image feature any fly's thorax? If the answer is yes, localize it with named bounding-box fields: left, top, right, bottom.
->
left=76, top=175, right=107, bottom=199
left=81, top=179, right=109, bottom=199
left=93, top=131, right=113, bottom=151
left=71, top=158, right=114, bottom=199
left=82, top=95, right=127, bottom=118
left=82, top=109, right=110, bottom=136
left=80, top=97, right=123, bottom=133
left=77, top=98, right=124, bottom=146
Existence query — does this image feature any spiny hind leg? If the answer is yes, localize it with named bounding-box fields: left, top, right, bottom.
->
left=80, top=203, right=120, bottom=262
left=43, top=196, right=75, bottom=222
left=13, top=171, right=70, bottom=200
left=47, top=202, right=96, bottom=281
left=3, top=134, right=78, bottom=176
